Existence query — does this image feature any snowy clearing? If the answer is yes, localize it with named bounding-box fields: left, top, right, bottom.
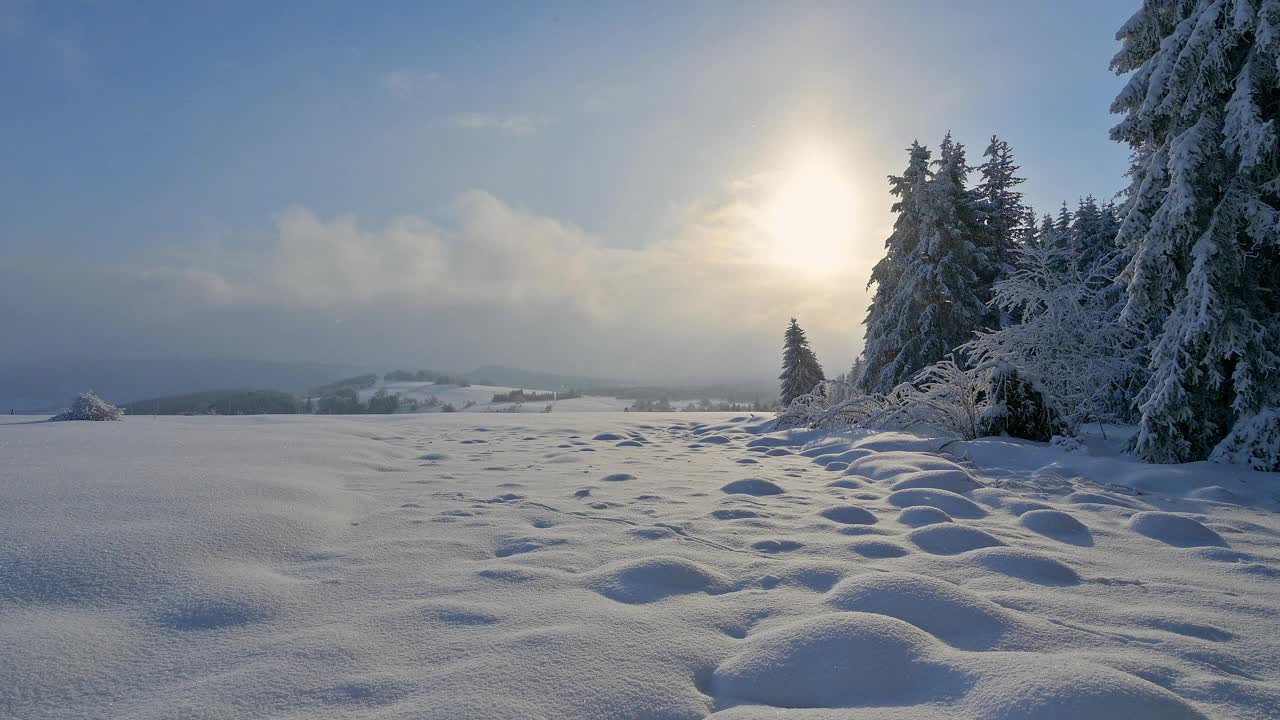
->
left=2, top=413, right=1279, bottom=719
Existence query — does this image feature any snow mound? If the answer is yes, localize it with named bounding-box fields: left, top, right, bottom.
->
left=818, top=505, right=877, bottom=525
left=583, top=556, right=731, bottom=604
left=965, top=656, right=1210, bottom=720
left=602, top=473, right=635, bottom=482
left=898, top=506, right=953, bottom=527
left=1187, top=485, right=1245, bottom=504
left=826, top=478, right=864, bottom=489
left=1127, top=512, right=1226, bottom=548
left=826, top=573, right=1017, bottom=649
left=964, top=547, right=1080, bottom=586
left=592, top=433, right=624, bottom=441
left=909, top=524, right=1006, bottom=555
left=721, top=478, right=784, bottom=496
left=710, top=612, right=964, bottom=708
left=710, top=508, right=760, bottom=520
left=1019, top=509, right=1091, bottom=544
left=889, top=468, right=982, bottom=493
left=849, top=539, right=910, bottom=558
left=846, top=451, right=967, bottom=481
left=811, top=449, right=872, bottom=466
left=1067, top=491, right=1139, bottom=508
left=888, top=488, right=987, bottom=519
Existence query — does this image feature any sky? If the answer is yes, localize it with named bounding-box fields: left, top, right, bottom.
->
left=0, top=0, right=1137, bottom=385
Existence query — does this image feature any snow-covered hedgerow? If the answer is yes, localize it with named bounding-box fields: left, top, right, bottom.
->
left=772, top=380, right=889, bottom=431
left=51, top=392, right=124, bottom=421
left=1210, top=409, right=1280, bottom=472
left=778, top=359, right=1065, bottom=443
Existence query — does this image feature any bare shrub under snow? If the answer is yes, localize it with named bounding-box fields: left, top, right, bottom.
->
left=772, top=379, right=889, bottom=431
left=874, top=360, right=988, bottom=440
left=51, top=392, right=124, bottom=421
left=774, top=360, right=988, bottom=440
left=777, top=358, right=1064, bottom=442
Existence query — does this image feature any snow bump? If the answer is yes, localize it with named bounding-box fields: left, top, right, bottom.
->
left=711, top=612, right=965, bottom=708
left=583, top=556, right=731, bottom=604
left=888, top=488, right=987, bottom=519
left=721, top=478, right=785, bottom=496
left=827, top=572, right=1017, bottom=650
left=909, top=524, right=1006, bottom=555
left=1127, top=512, right=1226, bottom=548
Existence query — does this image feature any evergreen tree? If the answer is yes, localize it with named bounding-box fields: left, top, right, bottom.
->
left=1069, top=195, right=1126, bottom=290
left=975, top=135, right=1028, bottom=286
left=1035, top=213, right=1057, bottom=251
left=779, top=318, right=826, bottom=406
left=1020, top=207, right=1040, bottom=249
left=861, top=142, right=933, bottom=394
left=860, top=135, right=991, bottom=394
left=1111, top=0, right=1280, bottom=462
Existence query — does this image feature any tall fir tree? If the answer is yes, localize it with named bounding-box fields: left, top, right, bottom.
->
left=860, top=142, right=933, bottom=394
left=975, top=135, right=1028, bottom=286
left=1034, top=213, right=1057, bottom=251
left=779, top=318, right=826, bottom=406
left=1111, top=0, right=1280, bottom=462
left=860, top=134, right=991, bottom=394
left=1070, top=195, right=1125, bottom=286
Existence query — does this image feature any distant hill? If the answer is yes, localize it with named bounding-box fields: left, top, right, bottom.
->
left=0, top=357, right=370, bottom=413
left=122, top=389, right=301, bottom=416
left=464, top=365, right=628, bottom=392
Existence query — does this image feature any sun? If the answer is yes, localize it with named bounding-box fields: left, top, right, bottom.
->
left=762, top=147, right=857, bottom=275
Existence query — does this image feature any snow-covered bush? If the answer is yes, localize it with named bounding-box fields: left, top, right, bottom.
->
left=773, top=380, right=888, bottom=430
left=1050, top=434, right=1086, bottom=454
left=778, top=358, right=1064, bottom=443
left=1210, top=409, right=1280, bottom=472
left=977, top=361, right=1064, bottom=442
left=876, top=360, right=988, bottom=441
left=964, top=240, right=1141, bottom=433
left=51, top=391, right=124, bottom=421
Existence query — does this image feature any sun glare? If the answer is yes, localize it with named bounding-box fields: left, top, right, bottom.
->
left=762, top=147, right=857, bottom=275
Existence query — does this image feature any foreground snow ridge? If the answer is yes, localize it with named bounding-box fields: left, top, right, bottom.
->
left=2, top=414, right=1278, bottom=719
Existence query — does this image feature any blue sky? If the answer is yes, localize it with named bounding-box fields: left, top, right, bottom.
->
left=1, top=1, right=1138, bottom=381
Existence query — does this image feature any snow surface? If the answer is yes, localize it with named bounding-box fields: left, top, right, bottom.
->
left=2, top=413, right=1279, bottom=719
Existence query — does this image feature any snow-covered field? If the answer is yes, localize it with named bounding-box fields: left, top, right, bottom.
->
left=3, top=413, right=1279, bottom=719
left=359, top=381, right=634, bottom=413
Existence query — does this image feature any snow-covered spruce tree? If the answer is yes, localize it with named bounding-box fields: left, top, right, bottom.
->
left=779, top=318, right=826, bottom=407
left=860, top=141, right=933, bottom=394
left=1033, top=213, right=1057, bottom=251
left=975, top=135, right=1028, bottom=287
left=860, top=135, right=991, bottom=394
left=1070, top=195, right=1122, bottom=280
left=1111, top=0, right=1280, bottom=462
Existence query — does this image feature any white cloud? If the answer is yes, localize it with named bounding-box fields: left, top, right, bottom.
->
left=451, top=112, right=552, bottom=137
left=4, top=180, right=876, bottom=382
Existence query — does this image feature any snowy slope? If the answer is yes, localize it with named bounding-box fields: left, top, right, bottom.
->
left=2, top=413, right=1279, bottom=719
left=358, top=381, right=633, bottom=413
